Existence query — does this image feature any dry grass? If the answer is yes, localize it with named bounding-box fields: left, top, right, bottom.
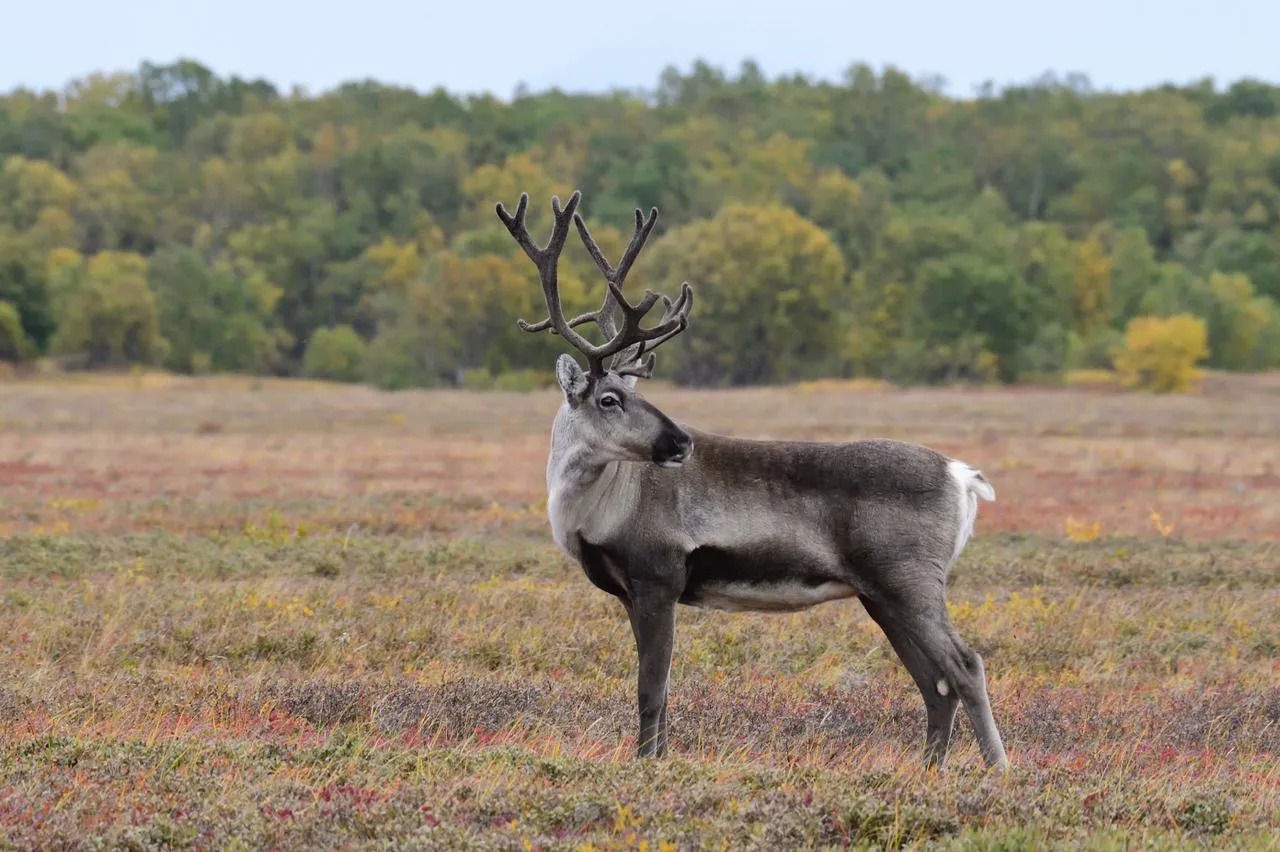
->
left=1, top=374, right=1278, bottom=849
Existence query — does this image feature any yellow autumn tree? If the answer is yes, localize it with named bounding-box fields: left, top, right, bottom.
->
left=732, top=130, right=814, bottom=205
left=646, top=203, right=848, bottom=385
left=0, top=156, right=79, bottom=231
left=362, top=235, right=432, bottom=302
left=1111, top=314, right=1209, bottom=393
left=73, top=143, right=160, bottom=251
left=460, top=153, right=574, bottom=232
left=1072, top=234, right=1112, bottom=336
left=50, top=251, right=168, bottom=367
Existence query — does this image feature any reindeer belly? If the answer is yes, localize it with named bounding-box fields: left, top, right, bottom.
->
left=680, top=544, right=859, bottom=613
left=686, top=579, right=858, bottom=612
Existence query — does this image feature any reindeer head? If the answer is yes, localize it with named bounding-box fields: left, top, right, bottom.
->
left=495, top=191, right=695, bottom=467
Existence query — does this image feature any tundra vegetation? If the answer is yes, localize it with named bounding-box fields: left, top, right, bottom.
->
left=1, top=373, right=1278, bottom=849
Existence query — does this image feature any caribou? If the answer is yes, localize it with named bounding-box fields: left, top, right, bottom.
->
left=495, top=190, right=1010, bottom=771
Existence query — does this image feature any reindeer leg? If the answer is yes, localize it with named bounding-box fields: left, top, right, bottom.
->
left=860, top=596, right=960, bottom=767
left=628, top=590, right=676, bottom=758
left=657, top=697, right=669, bottom=755
left=935, top=626, right=1008, bottom=771
left=892, top=593, right=1009, bottom=771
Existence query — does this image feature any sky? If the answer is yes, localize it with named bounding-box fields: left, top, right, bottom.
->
left=2, top=0, right=1279, bottom=99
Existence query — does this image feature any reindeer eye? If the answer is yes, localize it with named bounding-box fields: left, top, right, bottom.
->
left=599, top=393, right=621, bottom=409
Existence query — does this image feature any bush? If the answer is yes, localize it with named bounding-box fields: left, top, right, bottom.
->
left=360, top=318, right=456, bottom=390
left=882, top=334, right=999, bottom=386
left=1111, top=314, right=1209, bottom=393
left=459, top=367, right=555, bottom=392
left=1063, top=369, right=1120, bottom=389
left=1066, top=326, right=1124, bottom=371
left=1015, top=321, right=1072, bottom=379
left=303, top=325, right=366, bottom=382
left=361, top=332, right=422, bottom=390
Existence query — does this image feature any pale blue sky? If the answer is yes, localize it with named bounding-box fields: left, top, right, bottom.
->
left=2, top=0, right=1277, bottom=98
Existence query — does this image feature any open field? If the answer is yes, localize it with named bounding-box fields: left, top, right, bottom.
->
left=1, top=373, right=1279, bottom=849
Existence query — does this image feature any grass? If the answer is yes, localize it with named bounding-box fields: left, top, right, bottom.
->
left=1, top=373, right=1278, bottom=849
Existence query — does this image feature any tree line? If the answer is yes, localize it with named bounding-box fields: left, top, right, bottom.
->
left=2, top=58, right=1280, bottom=388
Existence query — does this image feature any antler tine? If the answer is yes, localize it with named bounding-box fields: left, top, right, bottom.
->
left=502, top=191, right=693, bottom=378
left=494, top=193, right=534, bottom=262
left=573, top=205, right=677, bottom=373
left=572, top=206, right=654, bottom=339
left=499, top=191, right=607, bottom=359
left=615, top=206, right=660, bottom=284
left=572, top=207, right=658, bottom=281
left=612, top=283, right=694, bottom=379
left=522, top=205, right=658, bottom=347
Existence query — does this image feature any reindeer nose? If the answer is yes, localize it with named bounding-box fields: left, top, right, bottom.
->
left=653, top=430, right=693, bottom=467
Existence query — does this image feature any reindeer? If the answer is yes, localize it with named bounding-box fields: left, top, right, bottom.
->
left=495, top=190, right=1010, bottom=771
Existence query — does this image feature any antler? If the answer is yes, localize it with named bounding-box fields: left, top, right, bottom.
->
left=572, top=205, right=692, bottom=379
left=497, top=191, right=693, bottom=379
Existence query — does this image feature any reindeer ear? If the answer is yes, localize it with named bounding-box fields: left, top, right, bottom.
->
left=555, top=354, right=590, bottom=404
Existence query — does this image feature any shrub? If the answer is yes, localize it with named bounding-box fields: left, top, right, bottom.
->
left=303, top=325, right=366, bottom=382
left=493, top=369, right=554, bottom=391
left=459, top=367, right=554, bottom=392
left=1111, top=314, right=1209, bottom=393
left=1063, top=368, right=1120, bottom=389
left=1066, top=326, right=1124, bottom=371
left=883, top=334, right=999, bottom=386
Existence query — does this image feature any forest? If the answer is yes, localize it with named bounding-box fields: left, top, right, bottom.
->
left=2, top=58, right=1280, bottom=388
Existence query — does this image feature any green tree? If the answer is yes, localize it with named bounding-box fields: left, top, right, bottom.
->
left=226, top=203, right=346, bottom=363
left=1105, top=225, right=1163, bottom=328
left=148, top=245, right=281, bottom=373
left=849, top=203, right=1040, bottom=383
left=0, top=300, right=33, bottom=361
left=1197, top=271, right=1275, bottom=370
left=72, top=142, right=159, bottom=252
left=363, top=241, right=592, bottom=389
left=912, top=251, right=1030, bottom=383
left=1006, top=221, right=1077, bottom=376
left=806, top=168, right=893, bottom=273
left=0, top=227, right=55, bottom=350
left=1187, top=227, right=1280, bottom=301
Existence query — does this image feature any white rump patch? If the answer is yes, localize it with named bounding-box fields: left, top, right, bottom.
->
left=694, top=580, right=858, bottom=613
left=936, top=678, right=950, bottom=697
left=946, top=460, right=996, bottom=566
